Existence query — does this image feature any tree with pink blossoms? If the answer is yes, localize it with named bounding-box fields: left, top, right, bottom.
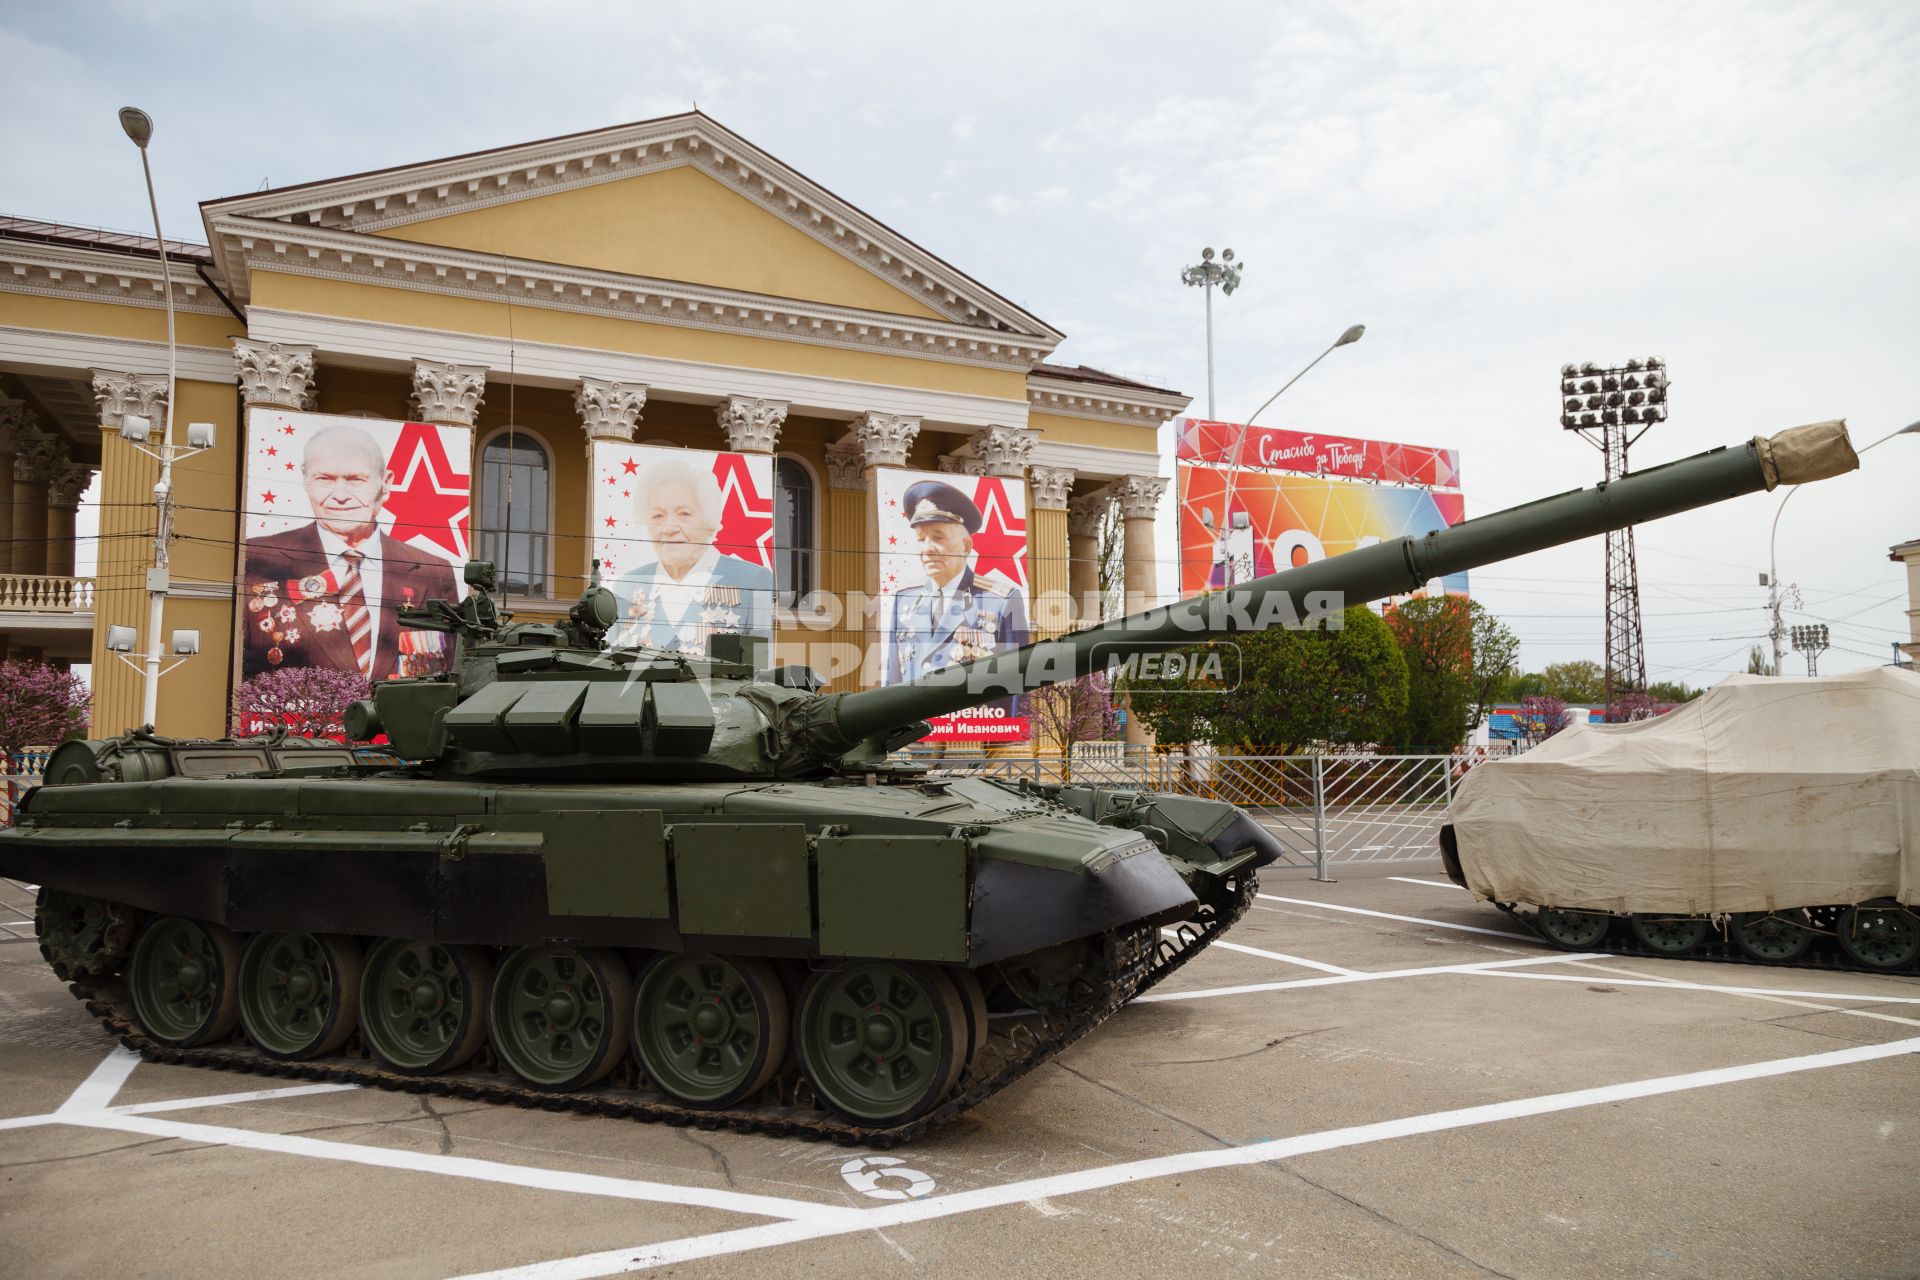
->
left=0, top=660, right=91, bottom=761
left=1026, top=671, right=1120, bottom=753
left=231, top=667, right=372, bottom=739
left=1519, top=694, right=1572, bottom=743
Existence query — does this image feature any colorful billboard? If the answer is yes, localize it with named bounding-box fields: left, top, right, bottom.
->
left=875, top=469, right=1031, bottom=742
left=1177, top=418, right=1462, bottom=489
left=591, top=442, right=774, bottom=657
left=1178, top=464, right=1468, bottom=596
left=240, top=409, right=469, bottom=684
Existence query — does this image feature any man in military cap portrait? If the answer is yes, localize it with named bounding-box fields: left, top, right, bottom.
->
left=241, top=423, right=457, bottom=681
left=883, top=479, right=1030, bottom=684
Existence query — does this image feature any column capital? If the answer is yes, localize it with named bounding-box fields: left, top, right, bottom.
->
left=1029, top=465, right=1076, bottom=510
left=936, top=453, right=985, bottom=476
left=574, top=377, right=648, bottom=449
left=0, top=397, right=26, bottom=452
left=824, top=441, right=867, bottom=490
left=48, top=462, right=92, bottom=509
left=1067, top=490, right=1110, bottom=539
left=233, top=338, right=317, bottom=410
left=90, top=369, right=171, bottom=434
left=971, top=424, right=1037, bottom=478
left=411, top=359, right=488, bottom=428
left=1113, top=474, right=1168, bottom=520
left=12, top=428, right=59, bottom=485
left=848, top=412, right=920, bottom=468
left=715, top=396, right=788, bottom=454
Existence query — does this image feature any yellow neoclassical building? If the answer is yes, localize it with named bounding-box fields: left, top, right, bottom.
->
left=0, top=112, right=1187, bottom=739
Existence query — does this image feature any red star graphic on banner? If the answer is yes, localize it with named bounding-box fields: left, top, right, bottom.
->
left=607, top=475, right=618, bottom=485
left=260, top=490, right=276, bottom=505
left=382, top=421, right=471, bottom=559
left=622, top=458, right=639, bottom=475
left=604, top=515, right=616, bottom=528
left=621, top=489, right=630, bottom=498
left=282, top=425, right=296, bottom=436
left=712, top=453, right=774, bottom=567
left=264, top=446, right=277, bottom=457
left=967, top=476, right=1027, bottom=588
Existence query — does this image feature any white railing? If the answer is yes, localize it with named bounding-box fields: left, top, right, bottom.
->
left=0, top=574, right=95, bottom=612
left=2, top=749, right=50, bottom=828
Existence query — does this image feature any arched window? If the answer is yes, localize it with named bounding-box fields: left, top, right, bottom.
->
left=774, top=454, right=816, bottom=605
left=478, top=431, right=551, bottom=596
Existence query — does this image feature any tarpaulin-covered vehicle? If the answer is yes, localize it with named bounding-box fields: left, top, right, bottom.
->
left=1441, top=667, right=1920, bottom=970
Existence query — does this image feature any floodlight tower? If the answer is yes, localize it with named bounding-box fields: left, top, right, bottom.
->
left=1789, top=623, right=1829, bottom=676
left=1180, top=247, right=1243, bottom=421
left=1560, top=357, right=1669, bottom=715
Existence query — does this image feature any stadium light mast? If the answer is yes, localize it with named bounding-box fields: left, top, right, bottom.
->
left=1561, top=357, right=1667, bottom=716
left=1789, top=623, right=1829, bottom=677
left=1180, top=246, right=1242, bottom=421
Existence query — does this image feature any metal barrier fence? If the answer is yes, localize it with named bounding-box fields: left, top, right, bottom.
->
left=917, top=750, right=1481, bottom=879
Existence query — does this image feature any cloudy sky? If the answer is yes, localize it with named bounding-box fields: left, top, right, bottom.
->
left=6, top=0, right=1916, bottom=682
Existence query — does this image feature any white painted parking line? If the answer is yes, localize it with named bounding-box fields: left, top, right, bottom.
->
left=1471, top=968, right=1920, bottom=1007
left=1136, top=953, right=1601, bottom=1004
left=1557, top=959, right=1920, bottom=1030
left=1389, top=877, right=1463, bottom=890
left=1163, top=928, right=1356, bottom=976
left=57, top=1108, right=858, bottom=1223
left=1256, top=894, right=1531, bottom=939
left=54, top=1044, right=140, bottom=1114
left=110, top=1082, right=362, bottom=1114
left=452, top=1035, right=1920, bottom=1280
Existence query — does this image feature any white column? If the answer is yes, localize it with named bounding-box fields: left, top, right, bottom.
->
left=574, top=377, right=648, bottom=454
left=91, top=369, right=170, bottom=433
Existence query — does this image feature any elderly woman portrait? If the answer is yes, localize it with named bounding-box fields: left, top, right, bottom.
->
left=608, top=455, right=773, bottom=653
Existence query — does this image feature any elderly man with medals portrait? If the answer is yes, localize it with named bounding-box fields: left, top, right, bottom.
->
left=609, top=456, right=774, bottom=656
left=241, top=424, right=457, bottom=681
left=883, top=479, right=1031, bottom=687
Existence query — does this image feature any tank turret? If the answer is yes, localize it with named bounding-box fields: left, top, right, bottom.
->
left=355, top=420, right=1856, bottom=779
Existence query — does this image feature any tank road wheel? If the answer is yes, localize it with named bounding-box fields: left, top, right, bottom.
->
left=1837, top=903, right=1920, bottom=972
left=128, top=916, right=243, bottom=1048
left=631, top=954, right=788, bottom=1107
left=360, top=940, right=494, bottom=1075
left=1628, top=913, right=1711, bottom=956
left=949, top=968, right=991, bottom=1080
left=489, top=945, right=632, bottom=1091
left=1536, top=907, right=1613, bottom=950
left=797, top=960, right=968, bottom=1126
left=35, top=889, right=137, bottom=980
left=238, top=933, right=362, bottom=1061
left=1731, top=910, right=1815, bottom=964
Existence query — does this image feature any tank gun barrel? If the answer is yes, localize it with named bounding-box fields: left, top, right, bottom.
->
left=811, top=420, right=1856, bottom=753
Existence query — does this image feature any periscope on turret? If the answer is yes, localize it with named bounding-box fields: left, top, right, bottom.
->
left=0, top=421, right=1859, bottom=1141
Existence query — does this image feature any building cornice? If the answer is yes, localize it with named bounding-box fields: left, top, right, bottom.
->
left=208, top=214, right=1057, bottom=371
left=200, top=113, right=1062, bottom=344
left=245, top=307, right=1031, bottom=431
left=0, top=236, right=230, bottom=317
left=1026, top=374, right=1190, bottom=427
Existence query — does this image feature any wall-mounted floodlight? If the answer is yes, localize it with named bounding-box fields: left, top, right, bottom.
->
left=106, top=625, right=138, bottom=653
left=185, top=421, right=216, bottom=448
left=120, top=414, right=153, bottom=443
left=170, top=629, right=201, bottom=655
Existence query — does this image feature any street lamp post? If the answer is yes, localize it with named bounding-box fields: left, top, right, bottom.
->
left=1211, top=324, right=1366, bottom=585
left=117, top=105, right=210, bottom=727
left=1789, top=623, right=1829, bottom=677
left=1767, top=418, right=1920, bottom=675
left=1179, top=247, right=1243, bottom=420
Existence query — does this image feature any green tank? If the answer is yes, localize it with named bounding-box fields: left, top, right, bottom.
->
left=3, top=420, right=1855, bottom=1143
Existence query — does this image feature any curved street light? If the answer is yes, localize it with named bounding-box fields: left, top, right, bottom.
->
left=1767, top=418, right=1920, bottom=673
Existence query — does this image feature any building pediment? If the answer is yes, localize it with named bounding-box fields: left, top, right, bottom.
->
left=201, top=111, right=1060, bottom=346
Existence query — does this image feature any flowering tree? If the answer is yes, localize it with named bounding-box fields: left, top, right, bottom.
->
left=1605, top=691, right=1673, bottom=723
left=0, top=660, right=90, bottom=759
left=231, top=668, right=372, bottom=739
left=1519, top=694, right=1572, bottom=743
left=1026, top=672, right=1119, bottom=752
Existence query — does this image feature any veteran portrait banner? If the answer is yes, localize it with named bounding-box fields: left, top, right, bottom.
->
left=239, top=409, right=471, bottom=687
left=874, top=468, right=1032, bottom=742
left=590, top=442, right=775, bottom=657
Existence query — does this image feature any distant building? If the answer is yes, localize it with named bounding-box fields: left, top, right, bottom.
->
left=1891, top=537, right=1920, bottom=668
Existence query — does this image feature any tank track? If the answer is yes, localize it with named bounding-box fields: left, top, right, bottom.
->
left=51, top=873, right=1254, bottom=1148
left=1493, top=902, right=1920, bottom=979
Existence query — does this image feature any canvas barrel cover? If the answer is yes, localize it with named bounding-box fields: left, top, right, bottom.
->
left=1450, top=667, right=1920, bottom=913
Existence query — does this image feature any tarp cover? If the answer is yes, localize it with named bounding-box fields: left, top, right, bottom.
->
left=1452, top=666, right=1920, bottom=912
